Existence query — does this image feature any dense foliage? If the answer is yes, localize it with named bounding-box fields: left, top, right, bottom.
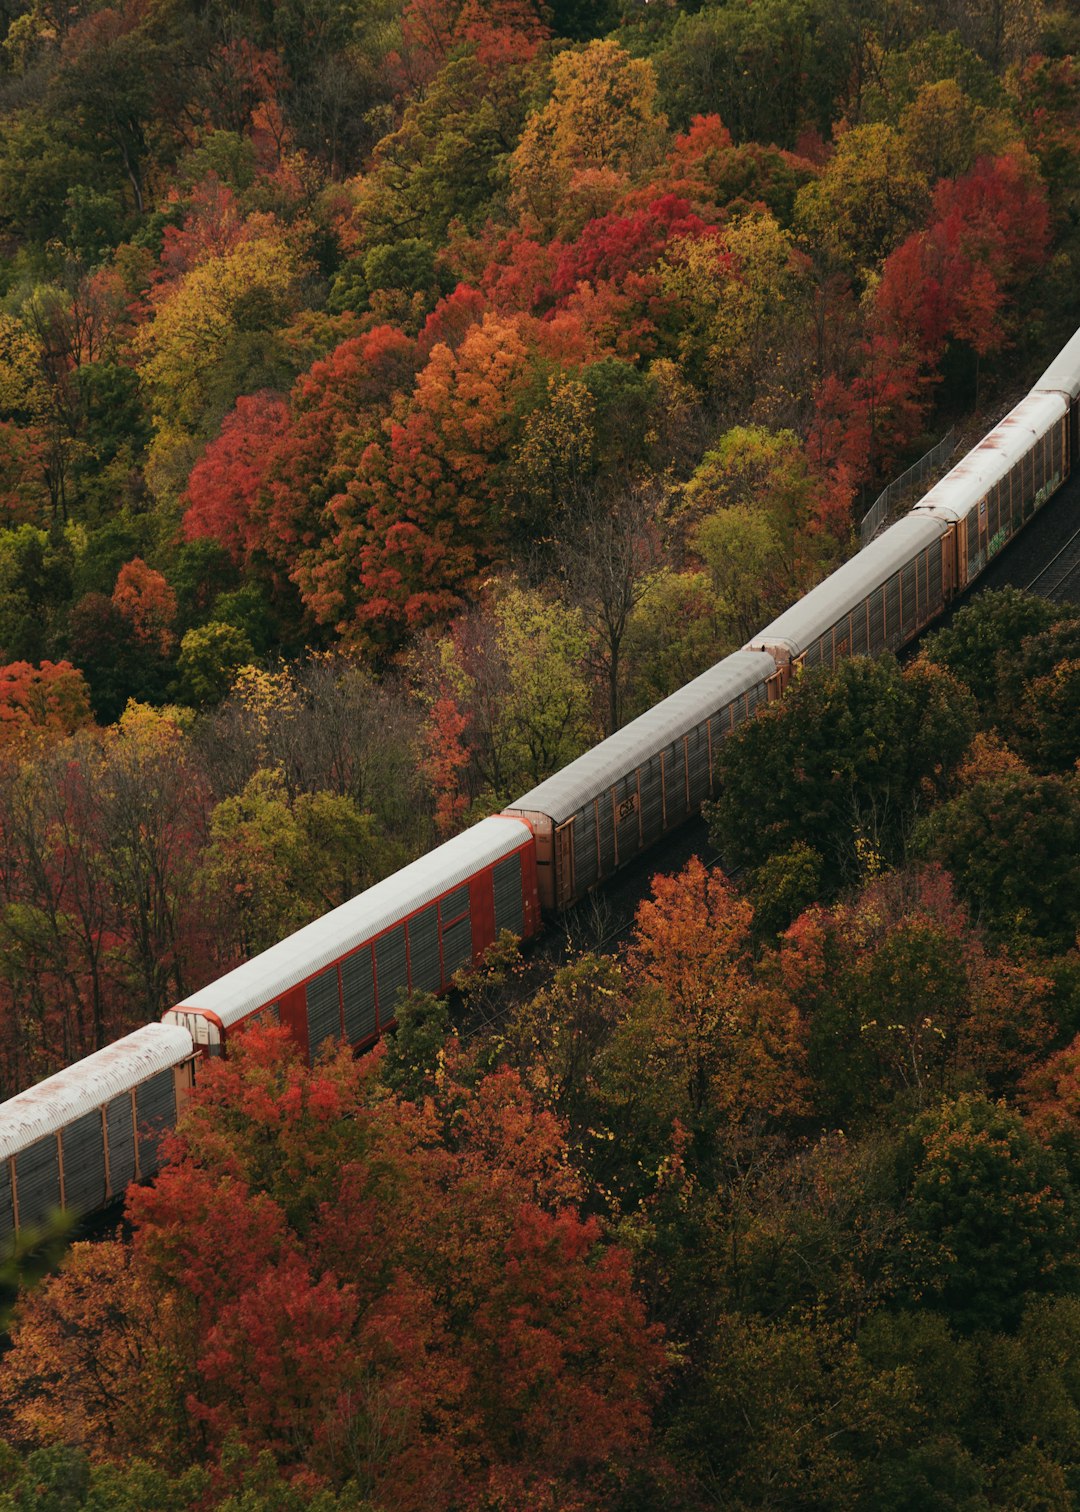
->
left=0, top=0, right=1075, bottom=734
left=2, top=0, right=1080, bottom=1496
left=0, top=0, right=1077, bottom=1089
left=1, top=594, right=1079, bottom=1507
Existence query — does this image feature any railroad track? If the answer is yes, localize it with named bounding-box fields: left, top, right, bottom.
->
left=1026, top=518, right=1080, bottom=601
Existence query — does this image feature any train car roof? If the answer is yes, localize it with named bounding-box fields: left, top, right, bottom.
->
left=1033, top=327, right=1080, bottom=399
left=505, top=650, right=775, bottom=823
left=0, top=1024, right=193, bottom=1162
left=912, top=390, right=1067, bottom=524
left=172, top=815, right=533, bottom=1028
left=744, top=514, right=946, bottom=659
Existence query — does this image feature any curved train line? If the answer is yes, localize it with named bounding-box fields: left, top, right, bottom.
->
left=3, top=327, right=1080, bottom=1249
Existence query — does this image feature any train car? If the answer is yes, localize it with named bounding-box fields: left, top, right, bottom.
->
left=744, top=513, right=950, bottom=678
left=912, top=391, right=1069, bottom=585
left=1032, top=326, right=1080, bottom=458
left=165, top=816, right=539, bottom=1061
left=504, top=651, right=776, bottom=911
left=0, top=1024, right=195, bottom=1250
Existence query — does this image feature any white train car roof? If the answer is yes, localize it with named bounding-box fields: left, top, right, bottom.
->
left=912, top=390, right=1067, bottom=525
left=744, top=514, right=946, bottom=659
left=1033, top=327, right=1080, bottom=399
left=0, top=1024, right=193, bottom=1162
left=173, top=815, right=532, bottom=1029
left=506, top=650, right=775, bottom=823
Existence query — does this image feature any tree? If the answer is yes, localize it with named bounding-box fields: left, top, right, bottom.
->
left=691, top=507, right=793, bottom=648
left=308, top=314, right=545, bottom=651
left=897, top=78, right=1015, bottom=184
left=807, top=319, right=932, bottom=494
left=553, top=481, right=663, bottom=735
left=667, top=1311, right=919, bottom=1511
left=200, top=768, right=398, bottom=959
left=707, top=656, right=977, bottom=895
left=397, top=0, right=548, bottom=87
left=0, top=525, right=73, bottom=664
left=920, top=586, right=1060, bottom=713
left=430, top=582, right=595, bottom=801
left=510, top=42, right=669, bottom=234
left=876, top=151, right=1051, bottom=381
left=5, top=1030, right=668, bottom=1505
left=47, top=3, right=181, bottom=218
left=500, top=953, right=626, bottom=1145
left=654, top=0, right=857, bottom=145
left=0, top=661, right=92, bottom=749
left=1009, top=657, right=1080, bottom=776
left=778, top=866, right=1053, bottom=1125
left=899, top=1095, right=1078, bottom=1333
left=66, top=589, right=168, bottom=723
left=795, top=123, right=929, bottom=276
left=183, top=392, right=292, bottom=566
left=111, top=558, right=177, bottom=656
left=419, top=688, right=472, bottom=841
left=174, top=622, right=255, bottom=707
left=136, top=226, right=305, bottom=497
left=623, top=857, right=809, bottom=1140
left=914, top=771, right=1080, bottom=954
left=346, top=43, right=540, bottom=252
left=657, top=114, right=816, bottom=224
left=0, top=1240, right=167, bottom=1459
left=621, top=568, right=727, bottom=718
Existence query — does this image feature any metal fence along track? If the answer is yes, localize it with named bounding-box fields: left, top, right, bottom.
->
left=860, top=429, right=958, bottom=544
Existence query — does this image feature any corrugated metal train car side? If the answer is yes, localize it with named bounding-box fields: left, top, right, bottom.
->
left=913, top=392, right=1069, bottom=585
left=504, top=651, right=777, bottom=910
left=166, top=817, right=539, bottom=1061
left=0, top=1024, right=196, bottom=1250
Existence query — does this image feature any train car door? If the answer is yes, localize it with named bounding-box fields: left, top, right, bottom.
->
left=553, top=819, right=575, bottom=909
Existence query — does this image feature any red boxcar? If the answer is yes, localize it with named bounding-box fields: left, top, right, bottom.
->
left=164, top=817, right=538, bottom=1061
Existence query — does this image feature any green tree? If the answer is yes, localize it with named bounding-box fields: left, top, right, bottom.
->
left=622, top=568, right=727, bottom=717
left=898, top=1095, right=1078, bottom=1333
left=0, top=526, right=72, bottom=663
left=654, top=0, right=857, bottom=144
left=174, top=622, right=254, bottom=707
left=667, top=1311, right=919, bottom=1511
left=795, top=123, right=929, bottom=275
left=136, top=231, right=305, bottom=500
left=706, top=656, right=977, bottom=894
left=921, top=586, right=1058, bottom=711
left=914, top=770, right=1080, bottom=954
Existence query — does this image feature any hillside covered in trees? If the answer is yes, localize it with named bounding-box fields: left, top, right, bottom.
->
left=3, top=0, right=1080, bottom=1503
left=2, top=588, right=1080, bottom=1509
left=2, top=0, right=1080, bottom=1083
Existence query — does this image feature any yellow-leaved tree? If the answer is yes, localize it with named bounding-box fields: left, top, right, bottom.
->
left=136, top=231, right=305, bottom=503
left=510, top=40, right=669, bottom=234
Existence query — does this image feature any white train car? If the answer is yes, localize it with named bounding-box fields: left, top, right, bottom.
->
left=165, top=817, right=539, bottom=1061
left=505, top=651, right=776, bottom=909
left=0, top=1024, right=195, bottom=1248
left=744, top=514, right=950, bottom=678
left=912, top=391, right=1069, bottom=585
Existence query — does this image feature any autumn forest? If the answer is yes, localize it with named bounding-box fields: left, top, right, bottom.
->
left=2, top=0, right=1080, bottom=1504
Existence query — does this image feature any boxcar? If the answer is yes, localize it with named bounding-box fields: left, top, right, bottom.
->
left=744, top=514, right=950, bottom=676
left=165, top=816, right=539, bottom=1061
left=913, top=391, right=1069, bottom=585
left=0, top=1024, right=195, bottom=1249
left=504, top=651, right=776, bottom=911
left=1033, top=327, right=1080, bottom=459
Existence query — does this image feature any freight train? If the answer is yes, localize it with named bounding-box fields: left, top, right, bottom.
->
left=3, top=328, right=1079, bottom=1250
